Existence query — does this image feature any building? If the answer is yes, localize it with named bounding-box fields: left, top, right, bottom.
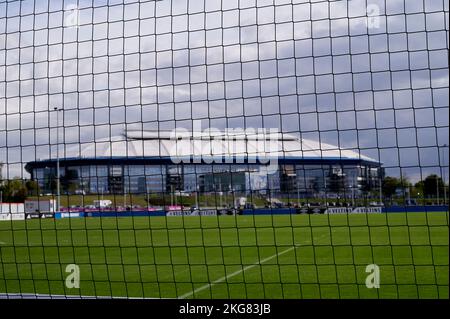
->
left=25, top=131, right=382, bottom=200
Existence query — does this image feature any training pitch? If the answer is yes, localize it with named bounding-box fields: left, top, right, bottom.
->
left=0, top=212, right=448, bottom=299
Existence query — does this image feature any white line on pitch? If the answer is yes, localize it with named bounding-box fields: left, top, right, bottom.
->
left=0, top=293, right=168, bottom=300
left=178, top=245, right=299, bottom=299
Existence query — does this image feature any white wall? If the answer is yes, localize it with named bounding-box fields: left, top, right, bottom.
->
left=0, top=203, right=25, bottom=214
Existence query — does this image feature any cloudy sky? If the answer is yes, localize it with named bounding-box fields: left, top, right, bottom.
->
left=0, top=0, right=449, bottom=181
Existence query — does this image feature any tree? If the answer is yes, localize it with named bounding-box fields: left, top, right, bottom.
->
left=412, top=181, right=425, bottom=202
left=398, top=176, right=412, bottom=189
left=0, top=178, right=28, bottom=203
left=382, top=176, right=399, bottom=201
left=328, top=172, right=345, bottom=194
left=310, top=177, right=321, bottom=196
left=395, top=175, right=413, bottom=203
left=25, top=180, right=40, bottom=196
left=422, top=175, right=445, bottom=199
left=61, top=169, right=79, bottom=194
left=414, top=180, right=424, bottom=194
left=44, top=172, right=57, bottom=194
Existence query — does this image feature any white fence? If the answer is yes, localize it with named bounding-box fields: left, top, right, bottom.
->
left=324, top=207, right=383, bottom=214
left=0, top=203, right=26, bottom=221
left=0, top=213, right=26, bottom=221
left=0, top=203, right=25, bottom=214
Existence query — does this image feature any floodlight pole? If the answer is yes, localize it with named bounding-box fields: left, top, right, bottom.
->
left=219, top=183, right=222, bottom=208
left=195, top=185, right=199, bottom=208
left=444, top=144, right=447, bottom=205
left=54, top=107, right=61, bottom=213
left=440, top=144, right=447, bottom=205
left=351, top=175, right=355, bottom=208
left=436, top=176, right=439, bottom=206
left=379, top=170, right=383, bottom=206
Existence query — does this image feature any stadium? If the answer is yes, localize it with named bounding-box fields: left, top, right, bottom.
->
left=1, top=0, right=448, bottom=302
left=25, top=130, right=382, bottom=205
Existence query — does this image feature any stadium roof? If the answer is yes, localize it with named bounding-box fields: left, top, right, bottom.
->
left=26, top=131, right=380, bottom=171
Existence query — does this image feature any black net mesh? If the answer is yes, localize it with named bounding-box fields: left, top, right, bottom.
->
left=0, top=0, right=448, bottom=299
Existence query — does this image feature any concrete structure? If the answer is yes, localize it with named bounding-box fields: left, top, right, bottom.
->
left=25, top=131, right=382, bottom=199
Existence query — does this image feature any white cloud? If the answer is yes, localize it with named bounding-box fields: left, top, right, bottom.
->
left=0, top=0, right=448, bottom=180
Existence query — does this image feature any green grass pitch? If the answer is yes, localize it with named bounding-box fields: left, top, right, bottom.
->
left=0, top=212, right=448, bottom=299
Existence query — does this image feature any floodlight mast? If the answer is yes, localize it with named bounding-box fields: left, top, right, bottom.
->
left=440, top=144, right=448, bottom=205
left=54, top=107, right=62, bottom=213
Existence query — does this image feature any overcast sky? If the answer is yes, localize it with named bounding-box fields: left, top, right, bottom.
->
left=0, top=0, right=449, bottom=181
